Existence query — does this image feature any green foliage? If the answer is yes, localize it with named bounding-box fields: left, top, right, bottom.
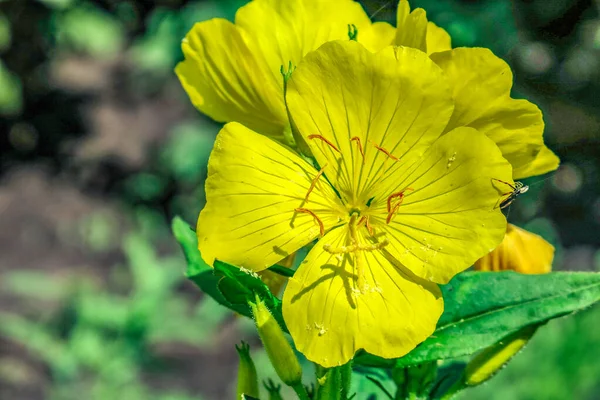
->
left=52, top=3, right=124, bottom=57
left=172, top=216, right=285, bottom=327
left=355, top=271, right=600, bottom=368
left=351, top=368, right=395, bottom=400
left=0, top=230, right=224, bottom=399
left=0, top=60, right=22, bottom=116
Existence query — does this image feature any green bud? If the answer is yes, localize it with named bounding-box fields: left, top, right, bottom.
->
left=235, top=341, right=259, bottom=398
left=250, top=297, right=302, bottom=387
left=464, top=325, right=537, bottom=386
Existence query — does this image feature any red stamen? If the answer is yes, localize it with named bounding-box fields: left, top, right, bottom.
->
left=295, top=208, right=325, bottom=236
left=358, top=215, right=375, bottom=236
left=386, top=188, right=414, bottom=213
left=350, top=136, right=365, bottom=163
left=372, top=142, right=399, bottom=161
left=304, top=163, right=328, bottom=203
left=308, top=134, right=340, bottom=153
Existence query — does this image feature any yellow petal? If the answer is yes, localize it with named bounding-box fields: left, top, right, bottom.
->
left=512, top=145, right=560, bottom=180
left=369, top=128, right=512, bottom=284
left=430, top=48, right=559, bottom=179
left=177, top=0, right=378, bottom=140
left=395, top=0, right=428, bottom=52
left=426, top=22, right=452, bottom=54
left=283, top=227, right=443, bottom=367
left=236, top=0, right=374, bottom=78
left=176, top=19, right=287, bottom=140
left=475, top=224, right=554, bottom=274
left=197, top=122, right=344, bottom=271
left=287, top=40, right=454, bottom=206
left=361, top=21, right=396, bottom=52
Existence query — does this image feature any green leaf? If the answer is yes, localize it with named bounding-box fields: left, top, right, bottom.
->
left=171, top=216, right=209, bottom=277
left=214, top=260, right=285, bottom=329
left=351, top=367, right=395, bottom=400
left=429, top=362, right=466, bottom=399
left=355, top=271, right=600, bottom=368
left=172, top=217, right=286, bottom=328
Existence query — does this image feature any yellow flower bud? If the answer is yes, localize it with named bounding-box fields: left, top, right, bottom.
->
left=475, top=224, right=554, bottom=274
left=235, top=341, right=259, bottom=398
left=249, top=297, right=302, bottom=387
left=464, top=325, right=537, bottom=386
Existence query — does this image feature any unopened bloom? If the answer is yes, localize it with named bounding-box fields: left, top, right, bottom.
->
left=235, top=341, right=260, bottom=398
left=250, top=297, right=302, bottom=387
left=475, top=223, right=555, bottom=274
left=197, top=41, right=513, bottom=366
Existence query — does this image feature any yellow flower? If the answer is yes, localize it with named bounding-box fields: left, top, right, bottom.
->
left=177, top=0, right=559, bottom=179
left=475, top=223, right=555, bottom=274
left=392, top=0, right=559, bottom=179
left=176, top=0, right=392, bottom=144
left=197, top=41, right=513, bottom=367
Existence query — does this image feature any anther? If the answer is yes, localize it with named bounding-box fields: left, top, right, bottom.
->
left=350, top=136, right=365, bottom=163
left=295, top=208, right=324, bottom=236
left=386, top=188, right=414, bottom=213
left=304, top=163, right=328, bottom=203
left=372, top=142, right=399, bottom=161
left=358, top=215, right=374, bottom=236
left=308, top=135, right=340, bottom=153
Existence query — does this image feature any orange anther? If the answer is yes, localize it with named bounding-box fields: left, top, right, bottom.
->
left=308, top=134, right=340, bottom=153
left=386, top=188, right=414, bottom=213
left=295, top=208, right=325, bottom=236
left=304, top=163, right=328, bottom=203
left=372, top=142, right=399, bottom=161
left=358, top=215, right=375, bottom=236
left=385, top=187, right=414, bottom=224
left=350, top=136, right=365, bottom=163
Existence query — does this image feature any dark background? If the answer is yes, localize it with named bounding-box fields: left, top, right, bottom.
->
left=0, top=0, right=598, bottom=399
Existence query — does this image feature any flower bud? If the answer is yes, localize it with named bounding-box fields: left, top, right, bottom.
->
left=249, top=297, right=302, bottom=387
left=235, top=341, right=259, bottom=398
left=475, top=224, right=554, bottom=274
left=464, top=325, right=537, bottom=386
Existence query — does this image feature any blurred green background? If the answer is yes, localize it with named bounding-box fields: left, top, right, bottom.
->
left=0, top=0, right=598, bottom=399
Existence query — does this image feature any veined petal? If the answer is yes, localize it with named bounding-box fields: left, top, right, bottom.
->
left=176, top=19, right=287, bottom=140
left=426, top=22, right=452, bottom=54
left=430, top=48, right=558, bottom=179
left=369, top=128, right=512, bottom=284
left=236, top=0, right=375, bottom=83
left=395, top=0, right=428, bottom=52
left=475, top=224, right=554, bottom=274
left=512, top=146, right=560, bottom=180
left=197, top=122, right=344, bottom=271
left=283, top=227, right=443, bottom=367
left=287, top=40, right=453, bottom=205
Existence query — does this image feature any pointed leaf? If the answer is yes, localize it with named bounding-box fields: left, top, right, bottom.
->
left=355, top=271, right=600, bottom=367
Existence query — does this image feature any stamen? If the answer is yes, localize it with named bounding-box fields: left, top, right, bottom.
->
left=350, top=136, right=365, bottom=164
left=295, top=208, right=324, bottom=236
left=308, top=134, right=340, bottom=153
left=372, top=142, right=399, bottom=161
left=358, top=215, right=374, bottom=236
left=304, top=163, right=328, bottom=203
left=386, top=188, right=414, bottom=213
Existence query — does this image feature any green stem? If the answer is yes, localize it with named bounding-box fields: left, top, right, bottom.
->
left=292, top=383, right=310, bottom=400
